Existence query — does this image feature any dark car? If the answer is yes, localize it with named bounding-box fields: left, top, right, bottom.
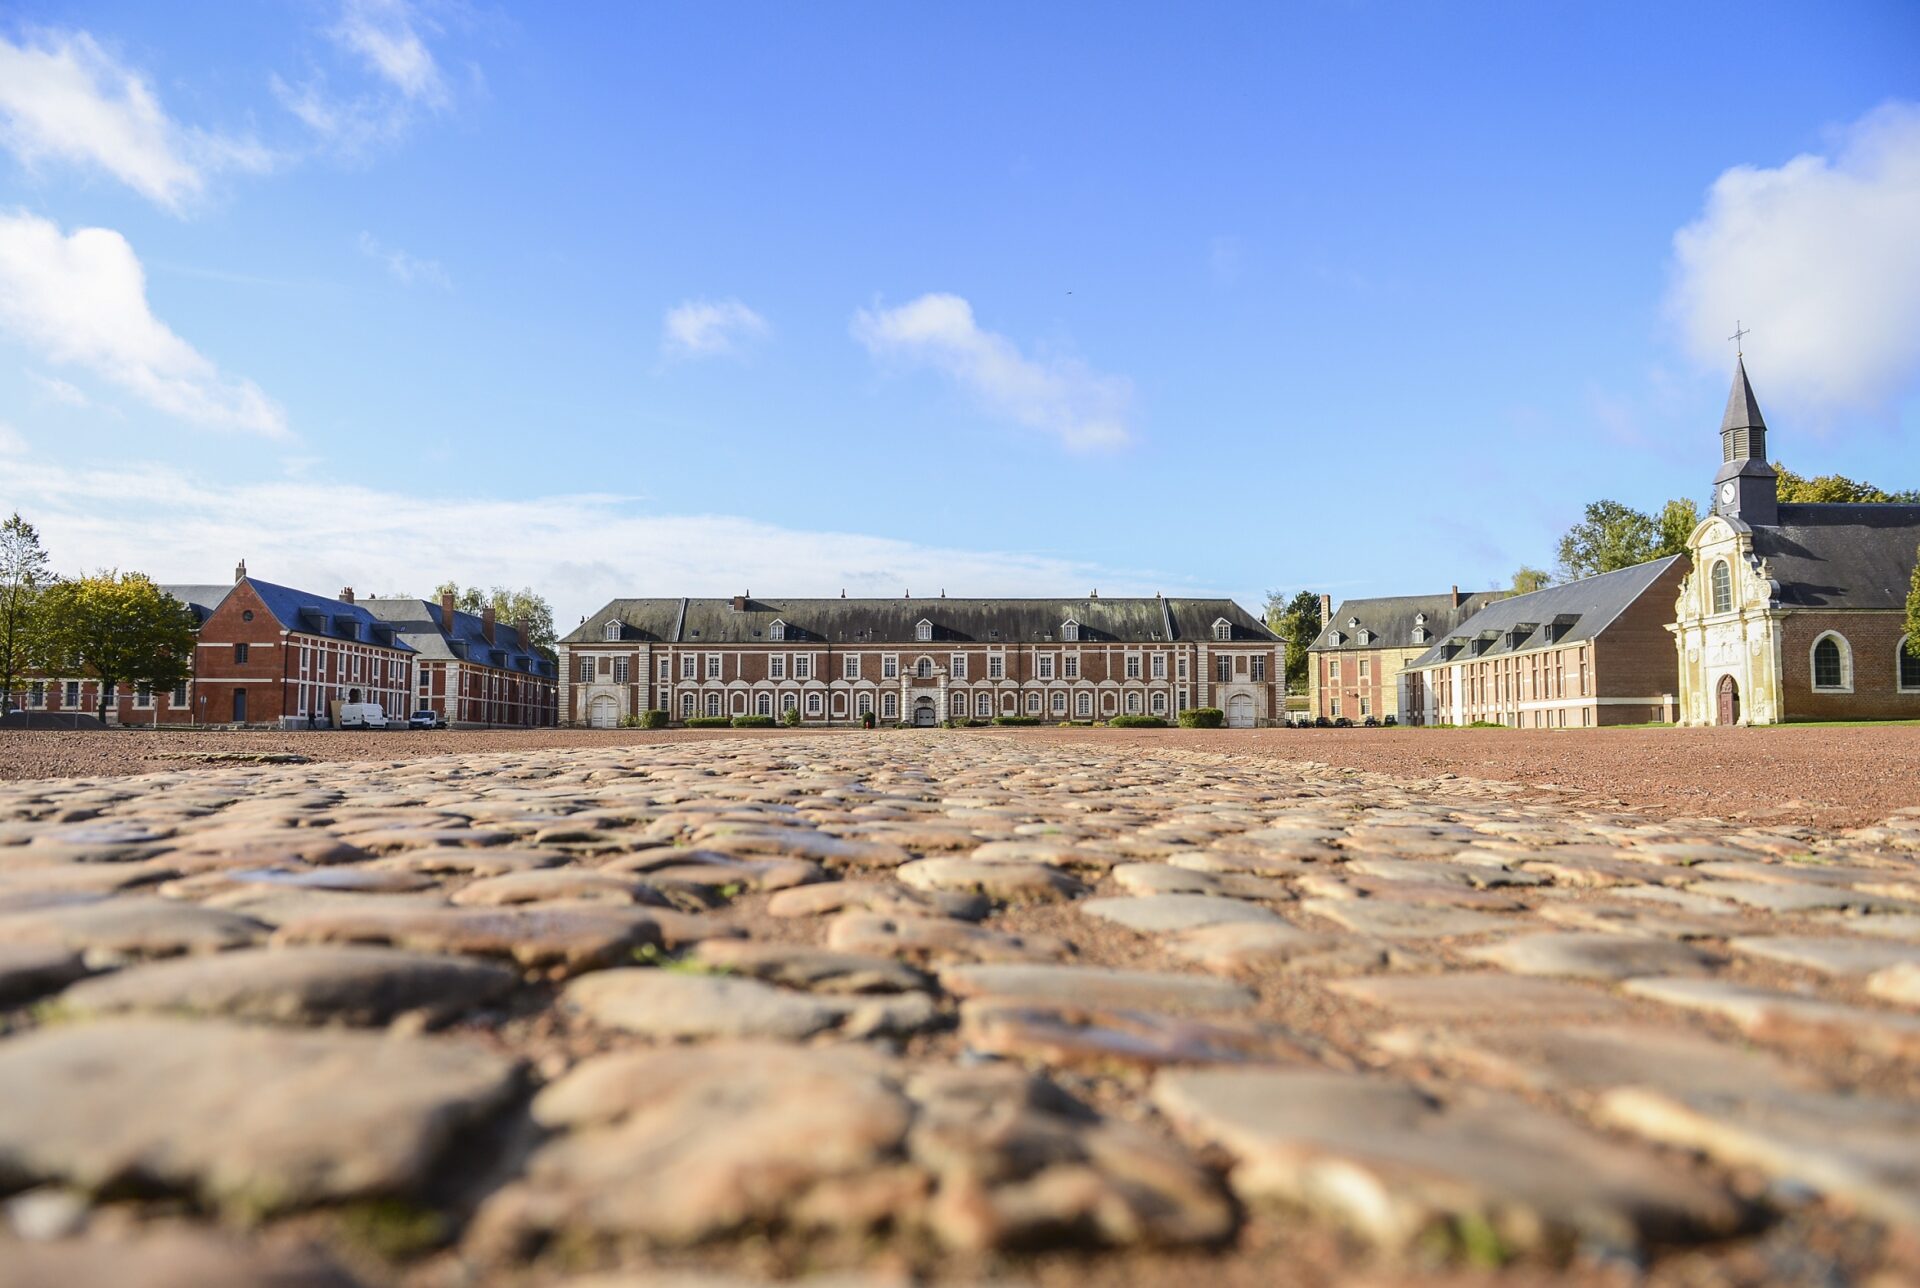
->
left=1333, top=716, right=1353, bottom=728
left=408, top=709, right=446, bottom=730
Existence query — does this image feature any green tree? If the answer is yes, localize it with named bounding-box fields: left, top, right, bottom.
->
left=0, top=513, right=53, bottom=714
left=32, top=573, right=198, bottom=722
left=1556, top=500, right=1661, bottom=581
left=1907, top=543, right=1920, bottom=663
left=434, top=582, right=558, bottom=658
left=1772, top=463, right=1919, bottom=504
left=1265, top=589, right=1323, bottom=693
left=1655, top=497, right=1701, bottom=558
left=1510, top=566, right=1552, bottom=594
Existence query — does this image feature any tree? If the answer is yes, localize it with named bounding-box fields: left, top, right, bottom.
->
left=1510, top=567, right=1552, bottom=594
left=434, top=582, right=558, bottom=658
left=1556, top=500, right=1661, bottom=581
left=0, top=514, right=52, bottom=714
left=1907, top=543, right=1920, bottom=663
left=1265, top=589, right=1323, bottom=694
left=1655, top=498, right=1701, bottom=558
left=1772, top=464, right=1904, bottom=504
left=32, top=574, right=198, bottom=722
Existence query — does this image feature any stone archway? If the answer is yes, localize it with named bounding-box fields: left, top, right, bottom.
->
left=912, top=696, right=938, bottom=727
left=1227, top=694, right=1255, bottom=727
left=588, top=695, right=617, bottom=729
left=1716, top=675, right=1740, bottom=726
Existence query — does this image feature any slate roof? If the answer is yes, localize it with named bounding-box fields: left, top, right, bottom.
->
left=1749, top=504, right=1920, bottom=610
left=1405, top=557, right=1684, bottom=670
left=563, top=598, right=1277, bottom=647
left=242, top=579, right=414, bottom=653
left=1311, top=590, right=1506, bottom=653
left=159, top=584, right=234, bottom=627
left=1722, top=357, right=1768, bottom=436
left=360, top=599, right=556, bottom=678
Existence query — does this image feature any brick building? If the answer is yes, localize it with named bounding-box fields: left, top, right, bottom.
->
left=1672, top=359, right=1920, bottom=725
left=361, top=594, right=558, bottom=727
left=558, top=595, right=1282, bottom=728
left=1307, top=587, right=1504, bottom=722
left=1401, top=556, right=1687, bottom=728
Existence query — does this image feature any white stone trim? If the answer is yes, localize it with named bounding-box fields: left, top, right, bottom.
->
left=1809, top=630, right=1853, bottom=693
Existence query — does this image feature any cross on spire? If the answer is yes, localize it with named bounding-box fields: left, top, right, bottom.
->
left=1728, top=320, right=1751, bottom=356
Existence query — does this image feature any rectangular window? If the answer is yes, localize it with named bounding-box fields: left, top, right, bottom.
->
left=1177, top=687, right=1188, bottom=711
left=988, top=655, right=1005, bottom=680
left=1251, top=657, right=1266, bottom=682
left=1151, top=654, right=1166, bottom=679
left=1125, top=655, right=1141, bottom=679
left=844, top=655, right=860, bottom=680
left=705, top=654, right=721, bottom=679
left=1177, top=656, right=1188, bottom=679
left=233, top=643, right=250, bottom=663
left=770, top=655, right=786, bottom=680
left=65, top=681, right=80, bottom=707
left=794, top=654, right=812, bottom=680
left=1359, top=658, right=1371, bottom=679
left=579, top=656, right=594, bottom=683
left=1216, top=656, right=1232, bottom=683
left=680, top=655, right=696, bottom=679
left=1037, top=655, right=1054, bottom=680
left=135, top=683, right=152, bottom=708
left=172, top=681, right=187, bottom=707
left=950, top=654, right=966, bottom=679
left=1329, top=658, right=1341, bottom=681
left=613, top=658, right=630, bottom=684
left=658, top=658, right=670, bottom=682
left=882, top=655, right=898, bottom=679
left=1360, top=696, right=1371, bottom=717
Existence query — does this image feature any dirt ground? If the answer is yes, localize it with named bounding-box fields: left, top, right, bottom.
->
left=2, top=724, right=1917, bottom=828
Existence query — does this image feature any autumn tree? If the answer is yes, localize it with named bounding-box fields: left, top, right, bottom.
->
left=0, top=514, right=52, bottom=714
left=32, top=574, right=198, bottom=721
left=434, top=582, right=558, bottom=658
left=1510, top=567, right=1552, bottom=594
left=1907, top=543, right=1920, bottom=663
left=1772, top=464, right=1919, bottom=504
left=1265, top=589, right=1323, bottom=694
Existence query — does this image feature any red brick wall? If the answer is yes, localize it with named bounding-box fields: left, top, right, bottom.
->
left=1780, top=611, right=1920, bottom=721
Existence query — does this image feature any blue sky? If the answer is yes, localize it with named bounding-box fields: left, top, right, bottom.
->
left=2, top=1, right=1917, bottom=626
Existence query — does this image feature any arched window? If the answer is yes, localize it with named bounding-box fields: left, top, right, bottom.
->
left=1710, top=561, right=1732, bottom=615
left=1151, top=690, right=1167, bottom=714
left=881, top=692, right=897, bottom=720
left=602, top=620, right=621, bottom=641
left=1899, top=637, right=1920, bottom=692
left=755, top=692, right=771, bottom=716
left=1811, top=633, right=1850, bottom=691
left=976, top=692, right=991, bottom=717
left=806, top=693, right=822, bottom=715
left=915, top=656, right=933, bottom=678
left=1075, top=691, right=1092, bottom=717
left=950, top=693, right=967, bottom=716
left=1125, top=691, right=1141, bottom=713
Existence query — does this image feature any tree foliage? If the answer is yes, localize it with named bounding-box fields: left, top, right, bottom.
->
left=1510, top=566, right=1552, bottom=594
left=0, top=514, right=53, bottom=713
left=1556, top=500, right=1663, bottom=580
left=1773, top=463, right=1920, bottom=505
left=1265, top=589, right=1323, bottom=693
left=1907, top=543, right=1920, bottom=663
left=1656, top=498, right=1700, bottom=558
left=32, top=573, right=198, bottom=720
left=434, top=582, right=557, bottom=657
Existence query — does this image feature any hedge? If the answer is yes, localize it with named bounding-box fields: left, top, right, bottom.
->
left=636, top=709, right=668, bottom=729
left=684, top=716, right=731, bottom=728
left=1109, top=714, right=1168, bottom=728
left=730, top=714, right=775, bottom=727
left=1178, top=707, right=1225, bottom=728
left=991, top=715, right=1044, bottom=726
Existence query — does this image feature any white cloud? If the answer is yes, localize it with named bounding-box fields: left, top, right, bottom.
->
left=0, top=212, right=287, bottom=438
left=1667, top=101, right=1920, bottom=413
left=329, top=0, right=448, bottom=107
left=662, top=298, right=769, bottom=359
left=0, top=447, right=1186, bottom=629
left=25, top=369, right=91, bottom=408
left=852, top=293, right=1134, bottom=450
left=0, top=28, right=269, bottom=213
left=277, top=0, right=454, bottom=151
left=358, top=231, right=450, bottom=288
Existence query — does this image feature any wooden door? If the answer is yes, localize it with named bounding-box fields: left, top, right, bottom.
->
left=1716, top=675, right=1739, bottom=726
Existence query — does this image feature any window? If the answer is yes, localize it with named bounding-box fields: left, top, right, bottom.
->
left=25, top=682, right=43, bottom=709
left=1213, top=620, right=1232, bottom=641
left=1811, top=633, right=1850, bottom=691
left=806, top=693, right=822, bottom=715
left=705, top=692, right=722, bottom=717
left=1052, top=690, right=1067, bottom=714
left=171, top=681, right=187, bottom=707
left=882, top=693, right=897, bottom=720
left=951, top=693, right=968, bottom=716
left=1125, top=655, right=1141, bottom=679
left=64, top=681, right=79, bottom=707
left=1037, top=655, right=1054, bottom=680
left=781, top=692, right=798, bottom=713
left=578, top=656, right=595, bottom=683
left=1251, top=657, right=1266, bottom=682
left=133, top=683, right=151, bottom=708
left=915, top=620, right=932, bottom=642
left=1215, top=656, right=1232, bottom=682
left=1360, top=696, right=1371, bottom=717
left=857, top=693, right=872, bottom=716
left=951, top=654, right=967, bottom=679
left=1125, top=691, right=1141, bottom=713
left=654, top=686, right=669, bottom=710
left=658, top=658, right=670, bottom=682
left=754, top=692, right=770, bottom=717
left=680, top=655, right=696, bottom=679
left=770, top=655, right=786, bottom=680
left=844, top=655, right=861, bottom=680
left=1076, top=691, right=1092, bottom=717
left=1710, top=561, right=1733, bottom=615
left=794, top=655, right=812, bottom=680
left=233, top=643, right=250, bottom=663
left=1331, top=698, right=1341, bottom=718
left=1357, top=630, right=1372, bottom=645
left=915, top=656, right=933, bottom=679
left=882, top=655, right=898, bottom=679
left=1901, top=638, right=1920, bottom=692
left=1061, top=620, right=1079, bottom=642
left=705, top=654, right=722, bottom=679
left=1064, top=654, right=1079, bottom=679
left=1151, top=654, right=1166, bottom=679
left=1027, top=691, right=1042, bottom=713
left=1177, top=687, right=1188, bottom=710
left=603, top=620, right=621, bottom=641
left=1329, top=658, right=1341, bottom=681
left=680, top=692, right=695, bottom=717
left=769, top=620, right=786, bottom=642
left=1358, top=658, right=1370, bottom=680
left=987, top=655, right=1004, bottom=680
left=1151, top=691, right=1167, bottom=714
left=613, top=658, right=630, bottom=684
left=977, top=692, right=991, bottom=717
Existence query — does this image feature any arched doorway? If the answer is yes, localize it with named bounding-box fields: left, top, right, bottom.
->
left=1227, top=694, right=1255, bottom=727
left=588, top=695, right=617, bottom=728
left=1716, top=675, right=1740, bottom=726
left=912, top=697, right=938, bottom=726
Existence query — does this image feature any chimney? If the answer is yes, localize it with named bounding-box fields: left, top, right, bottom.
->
left=440, top=591, right=455, bottom=633
left=731, top=594, right=746, bottom=612
left=1089, top=588, right=1099, bottom=599
left=481, top=606, right=497, bottom=644
left=1451, top=584, right=1461, bottom=610
left=904, top=589, right=911, bottom=599
left=338, top=587, right=354, bottom=605
left=940, top=589, right=946, bottom=598
left=1318, top=593, right=1331, bottom=626
left=234, top=559, right=247, bottom=584
left=840, top=589, right=846, bottom=598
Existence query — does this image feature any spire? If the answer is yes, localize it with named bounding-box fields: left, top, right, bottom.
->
left=1712, top=357, right=1777, bottom=526
left=1719, top=356, right=1768, bottom=460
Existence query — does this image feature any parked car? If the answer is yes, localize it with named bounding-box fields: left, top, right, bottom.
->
left=1333, top=716, right=1353, bottom=728
left=336, top=703, right=389, bottom=729
left=1313, top=716, right=1331, bottom=728
left=1382, top=714, right=1398, bottom=727
left=1362, top=715, right=1380, bottom=728
left=408, top=709, right=445, bottom=730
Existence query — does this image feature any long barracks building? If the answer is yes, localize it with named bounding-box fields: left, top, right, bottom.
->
left=558, top=595, right=1283, bottom=728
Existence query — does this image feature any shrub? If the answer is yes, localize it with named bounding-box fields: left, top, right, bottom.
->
left=636, top=709, right=668, bottom=729
left=1110, top=714, right=1168, bottom=728
left=618, top=714, right=641, bottom=728
left=781, top=707, right=800, bottom=727
left=730, top=714, right=775, bottom=727
left=685, top=716, right=731, bottom=728
left=991, top=715, right=1043, bottom=726
left=1178, top=708, right=1225, bottom=728
left=861, top=711, right=876, bottom=729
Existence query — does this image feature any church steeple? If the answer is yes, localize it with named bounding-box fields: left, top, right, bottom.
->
left=1712, top=356, right=1777, bottom=526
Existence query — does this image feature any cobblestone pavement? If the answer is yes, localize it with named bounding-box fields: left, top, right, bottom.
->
left=1, top=734, right=1917, bottom=1287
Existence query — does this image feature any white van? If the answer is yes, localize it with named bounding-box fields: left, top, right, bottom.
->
left=335, top=703, right=389, bottom=729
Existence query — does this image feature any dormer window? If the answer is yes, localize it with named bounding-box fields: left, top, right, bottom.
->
left=1347, top=617, right=1360, bottom=629
left=915, top=619, right=932, bottom=642
left=1411, top=627, right=1428, bottom=644
left=602, top=620, right=621, bottom=641
left=1061, top=619, right=1079, bottom=642
left=768, top=619, right=786, bottom=642
left=1212, top=619, right=1232, bottom=642
left=1326, top=630, right=1342, bottom=646
left=1357, top=629, right=1371, bottom=646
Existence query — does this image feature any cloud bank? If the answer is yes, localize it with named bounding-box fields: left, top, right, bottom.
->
left=0, top=212, right=287, bottom=437
left=852, top=293, right=1133, bottom=450
left=1667, top=101, right=1920, bottom=413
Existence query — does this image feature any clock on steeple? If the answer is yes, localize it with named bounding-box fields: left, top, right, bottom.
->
left=1712, top=357, right=1777, bottom=527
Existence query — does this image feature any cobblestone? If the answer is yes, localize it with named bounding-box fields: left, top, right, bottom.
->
left=0, top=731, right=1917, bottom=1284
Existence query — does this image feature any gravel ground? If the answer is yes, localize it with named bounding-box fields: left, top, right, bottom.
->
left=5, top=724, right=1918, bottom=828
